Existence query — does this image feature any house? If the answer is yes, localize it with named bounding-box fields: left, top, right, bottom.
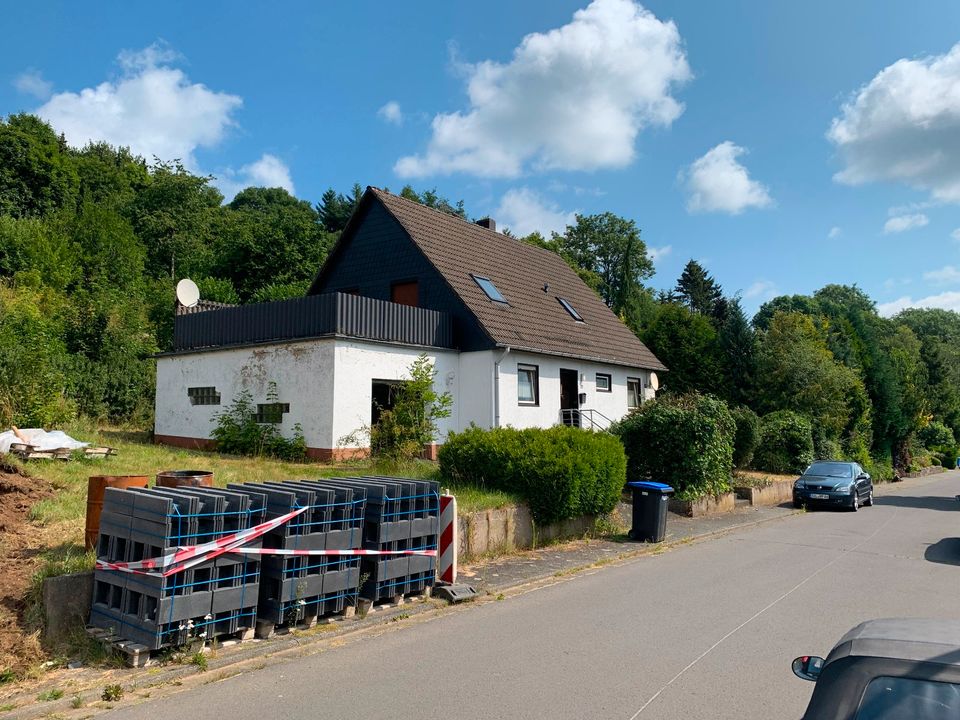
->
left=154, top=187, right=666, bottom=459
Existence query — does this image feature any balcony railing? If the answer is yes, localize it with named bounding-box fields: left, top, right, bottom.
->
left=173, top=292, right=454, bottom=352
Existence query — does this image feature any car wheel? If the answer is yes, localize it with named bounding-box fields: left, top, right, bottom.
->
left=793, top=500, right=803, bottom=509
left=850, top=492, right=859, bottom=512
left=864, top=489, right=873, bottom=507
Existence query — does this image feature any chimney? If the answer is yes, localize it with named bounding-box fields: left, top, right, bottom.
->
left=476, top=217, right=496, bottom=232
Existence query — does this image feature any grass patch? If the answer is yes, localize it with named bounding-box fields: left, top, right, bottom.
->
left=14, top=427, right=516, bottom=551
left=189, top=651, right=208, bottom=672
left=0, top=703, right=16, bottom=712
left=37, top=689, right=64, bottom=702
left=101, top=684, right=123, bottom=702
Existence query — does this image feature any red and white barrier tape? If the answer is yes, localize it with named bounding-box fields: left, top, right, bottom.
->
left=95, top=506, right=437, bottom=577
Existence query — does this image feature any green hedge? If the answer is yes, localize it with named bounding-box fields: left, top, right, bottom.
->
left=753, top=410, right=814, bottom=474
left=438, top=425, right=626, bottom=525
left=731, top=407, right=760, bottom=469
left=613, top=393, right=734, bottom=501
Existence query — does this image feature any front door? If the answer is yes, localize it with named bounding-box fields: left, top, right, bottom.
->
left=559, top=369, right=579, bottom=427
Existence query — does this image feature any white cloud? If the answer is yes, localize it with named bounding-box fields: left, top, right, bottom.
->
left=883, top=276, right=911, bottom=290
left=212, top=153, right=295, bottom=201
left=828, top=226, right=842, bottom=239
left=878, top=291, right=960, bottom=317
left=951, top=227, right=960, bottom=242
left=649, top=245, right=672, bottom=262
left=684, top=141, right=773, bottom=214
left=828, top=42, right=960, bottom=202
left=14, top=68, right=52, bottom=99
left=923, top=265, right=960, bottom=285
left=395, top=0, right=690, bottom=178
left=494, top=188, right=577, bottom=237
left=744, top=279, right=777, bottom=300
left=35, top=43, right=242, bottom=170
left=378, top=101, right=403, bottom=125
left=883, top=213, right=929, bottom=234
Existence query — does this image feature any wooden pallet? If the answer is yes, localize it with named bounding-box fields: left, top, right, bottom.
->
left=356, top=586, right=433, bottom=616
left=253, top=604, right=356, bottom=639
left=85, top=626, right=154, bottom=668
left=9, top=443, right=71, bottom=461
left=85, top=624, right=254, bottom=668
left=9, top=443, right=116, bottom=461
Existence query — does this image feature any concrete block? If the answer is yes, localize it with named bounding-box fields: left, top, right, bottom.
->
left=43, top=571, right=94, bottom=642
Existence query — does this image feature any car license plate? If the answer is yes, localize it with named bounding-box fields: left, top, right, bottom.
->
left=810, top=493, right=829, bottom=500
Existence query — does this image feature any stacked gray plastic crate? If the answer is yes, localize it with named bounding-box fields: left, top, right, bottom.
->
left=90, top=486, right=263, bottom=650
left=327, top=477, right=439, bottom=601
left=89, top=477, right=439, bottom=650
left=225, top=480, right=365, bottom=627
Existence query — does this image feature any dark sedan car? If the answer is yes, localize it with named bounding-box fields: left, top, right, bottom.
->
left=792, top=618, right=960, bottom=719
left=793, top=461, right=873, bottom=511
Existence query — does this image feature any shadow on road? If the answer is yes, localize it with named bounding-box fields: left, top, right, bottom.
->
left=873, top=495, right=960, bottom=512
left=924, top=538, right=960, bottom=567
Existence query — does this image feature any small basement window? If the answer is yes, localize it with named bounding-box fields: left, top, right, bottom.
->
left=188, top=387, right=221, bottom=406
left=256, top=402, right=290, bottom=424
left=627, top=378, right=642, bottom=409
left=557, top=297, right=584, bottom=322
left=518, top=364, right=539, bottom=405
left=472, top=275, right=508, bottom=304
left=596, top=373, right=611, bottom=392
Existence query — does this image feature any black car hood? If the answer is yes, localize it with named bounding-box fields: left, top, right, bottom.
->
left=799, top=475, right=851, bottom=488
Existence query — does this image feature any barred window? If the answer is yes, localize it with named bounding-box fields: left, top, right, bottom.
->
left=256, top=402, right=290, bottom=424
left=188, top=387, right=221, bottom=406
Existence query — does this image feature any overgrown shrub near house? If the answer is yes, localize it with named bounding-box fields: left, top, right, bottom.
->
left=731, top=406, right=760, bottom=468
left=752, top=410, right=814, bottom=474
left=211, top=386, right=306, bottom=461
left=612, top=393, right=735, bottom=501
left=438, top=425, right=626, bottom=525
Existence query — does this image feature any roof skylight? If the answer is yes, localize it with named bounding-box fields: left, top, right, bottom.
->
left=558, top=297, right=584, bottom=322
left=472, top=274, right=508, bottom=304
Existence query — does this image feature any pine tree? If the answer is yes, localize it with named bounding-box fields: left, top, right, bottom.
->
left=674, top=260, right=723, bottom=318
left=718, top=297, right=757, bottom=405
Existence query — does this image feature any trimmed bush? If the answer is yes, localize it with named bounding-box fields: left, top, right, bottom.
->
left=731, top=407, right=760, bottom=468
left=613, top=393, right=735, bottom=501
left=753, top=410, right=814, bottom=474
left=438, top=425, right=626, bottom=525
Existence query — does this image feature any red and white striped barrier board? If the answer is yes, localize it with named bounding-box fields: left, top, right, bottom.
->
left=95, top=506, right=437, bottom=578
left=437, top=493, right=457, bottom=583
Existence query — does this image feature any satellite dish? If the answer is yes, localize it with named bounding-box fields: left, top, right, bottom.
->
left=176, top=278, right=200, bottom=307
left=649, top=372, right=659, bottom=391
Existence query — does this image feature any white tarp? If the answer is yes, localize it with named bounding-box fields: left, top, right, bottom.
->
left=0, top=428, right=89, bottom=455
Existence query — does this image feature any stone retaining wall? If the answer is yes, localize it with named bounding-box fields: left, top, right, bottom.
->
left=734, top=480, right=795, bottom=507
left=457, top=505, right=600, bottom=560
left=668, top=492, right=736, bottom=517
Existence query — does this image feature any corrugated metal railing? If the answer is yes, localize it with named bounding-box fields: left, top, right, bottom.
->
left=173, top=293, right=454, bottom=351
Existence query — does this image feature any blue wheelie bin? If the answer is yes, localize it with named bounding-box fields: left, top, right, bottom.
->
left=627, top=480, right=674, bottom=542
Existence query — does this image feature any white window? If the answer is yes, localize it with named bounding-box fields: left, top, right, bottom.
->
left=596, top=373, right=611, bottom=392
left=518, top=364, right=539, bottom=405
left=627, top=378, right=642, bottom=409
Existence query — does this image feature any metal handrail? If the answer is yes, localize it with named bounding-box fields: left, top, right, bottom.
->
left=559, top=408, right=613, bottom=433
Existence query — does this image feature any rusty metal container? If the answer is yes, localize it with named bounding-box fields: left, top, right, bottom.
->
left=85, top=475, right=150, bottom=550
left=155, top=470, right=214, bottom=488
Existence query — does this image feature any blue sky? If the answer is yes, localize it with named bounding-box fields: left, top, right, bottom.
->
left=4, top=0, right=960, bottom=317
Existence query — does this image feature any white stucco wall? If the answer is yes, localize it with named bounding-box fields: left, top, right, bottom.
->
left=155, top=339, right=655, bottom=451
left=330, top=340, right=460, bottom=449
left=495, top=350, right=652, bottom=430
left=155, top=340, right=336, bottom=448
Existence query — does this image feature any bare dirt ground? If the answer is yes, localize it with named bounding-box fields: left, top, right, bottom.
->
left=0, top=463, right=53, bottom=676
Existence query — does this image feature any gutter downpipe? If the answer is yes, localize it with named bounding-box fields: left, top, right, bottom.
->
left=493, top=346, right=511, bottom=428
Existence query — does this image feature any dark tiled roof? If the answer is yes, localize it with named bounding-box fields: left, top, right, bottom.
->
left=371, top=188, right=666, bottom=371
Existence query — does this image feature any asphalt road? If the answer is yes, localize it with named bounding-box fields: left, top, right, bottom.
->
left=110, top=472, right=960, bottom=720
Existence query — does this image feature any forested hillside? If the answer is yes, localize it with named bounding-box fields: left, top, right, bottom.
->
left=1, top=113, right=957, bottom=476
